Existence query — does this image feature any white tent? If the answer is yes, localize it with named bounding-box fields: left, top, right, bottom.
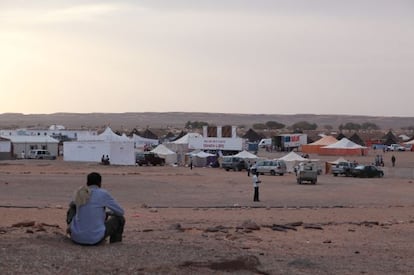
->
left=151, top=144, right=177, bottom=165
left=96, top=127, right=131, bottom=142
left=404, top=139, right=414, bottom=145
left=172, top=133, right=203, bottom=145
left=278, top=151, right=308, bottom=173
left=322, top=138, right=365, bottom=149
left=232, top=150, right=258, bottom=159
left=132, top=134, right=159, bottom=150
left=165, top=133, right=204, bottom=166
left=63, top=127, right=135, bottom=165
left=319, top=138, right=368, bottom=156
left=187, top=150, right=216, bottom=167
left=330, top=157, right=349, bottom=164
left=188, top=150, right=215, bottom=158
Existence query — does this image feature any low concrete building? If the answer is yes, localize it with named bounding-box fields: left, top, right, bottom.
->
left=1, top=135, right=59, bottom=159
left=0, top=137, right=12, bottom=160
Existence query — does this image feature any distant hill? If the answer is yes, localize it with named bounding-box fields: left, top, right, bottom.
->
left=0, top=112, right=413, bottom=131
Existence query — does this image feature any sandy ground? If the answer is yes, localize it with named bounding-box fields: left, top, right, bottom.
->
left=0, top=149, right=413, bottom=274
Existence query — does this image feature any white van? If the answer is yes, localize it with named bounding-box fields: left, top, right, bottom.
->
left=28, top=149, right=56, bottom=160
left=258, top=138, right=272, bottom=148
left=250, top=159, right=287, bottom=176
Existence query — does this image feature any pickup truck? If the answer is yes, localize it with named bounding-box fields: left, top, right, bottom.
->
left=332, top=161, right=355, bottom=177
left=387, top=144, right=407, bottom=151
left=296, top=162, right=318, bottom=184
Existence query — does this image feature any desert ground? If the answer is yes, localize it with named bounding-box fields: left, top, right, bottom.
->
left=0, top=149, right=413, bottom=274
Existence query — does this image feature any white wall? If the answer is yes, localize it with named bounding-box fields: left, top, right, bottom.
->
left=0, top=141, right=11, bottom=152
left=64, top=141, right=135, bottom=165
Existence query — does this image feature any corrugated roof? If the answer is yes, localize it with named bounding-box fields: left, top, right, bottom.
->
left=1, top=135, right=59, bottom=143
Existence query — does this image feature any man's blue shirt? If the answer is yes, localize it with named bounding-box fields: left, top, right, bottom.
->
left=70, top=185, right=124, bottom=245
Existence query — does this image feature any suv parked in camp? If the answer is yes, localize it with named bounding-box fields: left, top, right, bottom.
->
left=136, top=152, right=165, bottom=166
left=332, top=161, right=355, bottom=177
left=250, top=159, right=287, bottom=176
left=221, top=156, right=246, bottom=171
left=28, top=149, right=56, bottom=160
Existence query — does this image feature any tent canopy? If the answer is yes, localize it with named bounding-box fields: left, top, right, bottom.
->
left=310, top=136, right=338, bottom=146
left=150, top=144, right=177, bottom=165
left=188, top=150, right=215, bottom=158
left=172, top=133, right=203, bottom=144
left=322, top=138, right=366, bottom=149
left=97, top=127, right=131, bottom=142
left=232, top=150, right=258, bottom=159
left=151, top=144, right=175, bottom=155
left=278, top=151, right=307, bottom=162
left=329, top=157, right=349, bottom=164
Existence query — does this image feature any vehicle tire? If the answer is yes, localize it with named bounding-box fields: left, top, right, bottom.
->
left=312, top=180, right=317, bottom=184
left=279, top=173, right=284, bottom=176
left=225, top=168, right=229, bottom=171
left=333, top=173, right=338, bottom=177
left=270, top=170, right=276, bottom=176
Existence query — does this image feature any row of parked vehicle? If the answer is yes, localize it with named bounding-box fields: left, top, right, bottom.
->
left=332, top=161, right=384, bottom=178
left=221, top=156, right=287, bottom=176
left=221, top=156, right=384, bottom=180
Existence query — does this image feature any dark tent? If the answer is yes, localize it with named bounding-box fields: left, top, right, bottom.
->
left=382, top=130, right=399, bottom=145
left=141, top=129, right=158, bottom=140
left=171, top=131, right=187, bottom=142
left=164, top=132, right=176, bottom=141
left=129, top=128, right=140, bottom=136
left=336, top=132, right=347, bottom=140
left=242, top=129, right=264, bottom=142
left=349, top=133, right=365, bottom=146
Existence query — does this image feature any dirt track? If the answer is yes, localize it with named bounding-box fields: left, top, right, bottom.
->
left=1, top=150, right=413, bottom=274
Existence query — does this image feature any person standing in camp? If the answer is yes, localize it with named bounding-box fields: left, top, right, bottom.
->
left=391, top=155, right=396, bottom=167
left=252, top=172, right=261, bottom=202
left=247, top=160, right=251, bottom=177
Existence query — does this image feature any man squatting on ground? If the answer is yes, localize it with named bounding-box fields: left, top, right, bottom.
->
left=66, top=172, right=125, bottom=245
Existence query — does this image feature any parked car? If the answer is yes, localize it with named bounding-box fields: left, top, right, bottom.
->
left=332, top=161, right=356, bottom=177
left=350, top=165, right=384, bottom=178
left=250, top=159, right=286, bottom=176
left=221, top=156, right=246, bottom=171
left=28, top=149, right=56, bottom=160
left=136, top=152, right=165, bottom=166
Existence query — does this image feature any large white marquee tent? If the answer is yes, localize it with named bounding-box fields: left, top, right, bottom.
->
left=64, top=127, right=135, bottom=165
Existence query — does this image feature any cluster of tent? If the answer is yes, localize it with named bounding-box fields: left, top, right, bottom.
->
left=301, top=136, right=368, bottom=156
left=63, top=127, right=211, bottom=166
left=63, top=127, right=411, bottom=166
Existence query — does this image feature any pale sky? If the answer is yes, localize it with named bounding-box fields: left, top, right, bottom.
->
left=1, top=0, right=413, bottom=116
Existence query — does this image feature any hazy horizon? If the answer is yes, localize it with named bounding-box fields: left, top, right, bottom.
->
left=1, top=1, right=413, bottom=116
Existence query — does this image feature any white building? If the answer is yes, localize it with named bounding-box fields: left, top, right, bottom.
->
left=0, top=135, right=59, bottom=158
